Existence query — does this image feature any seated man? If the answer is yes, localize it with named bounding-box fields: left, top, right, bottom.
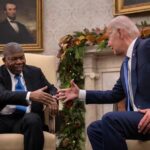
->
left=0, top=42, right=58, bottom=150
left=57, top=16, right=150, bottom=150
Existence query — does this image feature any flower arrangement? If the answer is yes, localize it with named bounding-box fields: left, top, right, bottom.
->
left=57, top=27, right=108, bottom=61
left=138, top=21, right=150, bottom=38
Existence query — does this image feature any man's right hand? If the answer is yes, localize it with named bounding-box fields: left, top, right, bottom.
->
left=56, top=80, right=79, bottom=103
left=30, top=86, right=56, bottom=105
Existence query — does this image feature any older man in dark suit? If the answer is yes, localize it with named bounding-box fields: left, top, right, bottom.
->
left=0, top=1, right=34, bottom=44
left=0, top=42, right=58, bottom=150
left=57, top=16, right=150, bottom=150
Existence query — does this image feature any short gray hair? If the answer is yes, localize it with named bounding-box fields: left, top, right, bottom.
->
left=108, top=15, right=140, bottom=38
left=3, top=42, right=23, bottom=57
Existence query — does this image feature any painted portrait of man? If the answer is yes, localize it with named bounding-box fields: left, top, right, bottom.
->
left=0, top=0, right=36, bottom=44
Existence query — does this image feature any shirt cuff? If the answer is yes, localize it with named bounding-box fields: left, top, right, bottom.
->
left=26, top=92, right=31, bottom=104
left=26, top=106, right=31, bottom=113
left=79, top=90, right=86, bottom=101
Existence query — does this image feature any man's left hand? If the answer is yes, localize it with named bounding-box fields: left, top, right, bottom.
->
left=138, top=109, right=150, bottom=134
left=48, top=96, right=58, bottom=116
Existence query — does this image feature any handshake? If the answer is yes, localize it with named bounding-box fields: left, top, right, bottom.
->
left=29, top=80, right=79, bottom=115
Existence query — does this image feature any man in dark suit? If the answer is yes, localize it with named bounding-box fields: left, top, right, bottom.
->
left=57, top=16, right=150, bottom=150
left=0, top=42, right=58, bottom=150
left=0, top=1, right=34, bottom=44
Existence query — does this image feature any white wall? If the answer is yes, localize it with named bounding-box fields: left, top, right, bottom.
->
left=43, top=0, right=150, bottom=55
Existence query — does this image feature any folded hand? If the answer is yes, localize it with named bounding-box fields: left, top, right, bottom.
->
left=138, top=109, right=150, bottom=134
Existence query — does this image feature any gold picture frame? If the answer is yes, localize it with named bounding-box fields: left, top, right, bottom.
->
left=0, top=0, right=43, bottom=51
left=114, top=0, right=150, bottom=15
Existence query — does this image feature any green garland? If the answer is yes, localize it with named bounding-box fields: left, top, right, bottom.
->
left=56, top=27, right=107, bottom=150
left=56, top=43, right=86, bottom=150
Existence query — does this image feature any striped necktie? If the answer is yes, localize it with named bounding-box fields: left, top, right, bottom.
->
left=15, top=75, right=27, bottom=113
left=123, top=57, right=132, bottom=111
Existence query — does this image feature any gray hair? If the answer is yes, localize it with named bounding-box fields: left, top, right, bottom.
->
left=108, top=15, right=140, bottom=38
left=3, top=42, right=23, bottom=57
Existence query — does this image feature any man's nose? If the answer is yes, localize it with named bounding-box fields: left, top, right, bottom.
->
left=16, top=58, right=23, bottom=63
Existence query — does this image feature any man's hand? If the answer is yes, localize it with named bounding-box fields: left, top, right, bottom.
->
left=138, top=109, right=150, bottom=134
left=30, top=86, right=57, bottom=106
left=56, top=80, right=79, bottom=103
left=48, top=96, right=58, bottom=116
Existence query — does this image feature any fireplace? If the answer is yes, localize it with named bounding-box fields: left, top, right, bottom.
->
left=83, top=46, right=124, bottom=149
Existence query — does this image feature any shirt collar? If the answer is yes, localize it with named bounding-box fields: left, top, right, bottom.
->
left=126, top=38, right=137, bottom=59
left=7, top=17, right=16, bottom=23
left=7, top=68, right=23, bottom=78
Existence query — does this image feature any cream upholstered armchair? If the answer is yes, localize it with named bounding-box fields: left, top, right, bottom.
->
left=127, top=140, right=150, bottom=150
left=0, top=53, right=57, bottom=150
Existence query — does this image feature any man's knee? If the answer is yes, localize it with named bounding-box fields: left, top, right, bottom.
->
left=87, top=120, right=101, bottom=136
left=102, top=112, right=116, bottom=124
left=23, top=113, right=42, bottom=127
left=87, top=122, right=94, bottom=136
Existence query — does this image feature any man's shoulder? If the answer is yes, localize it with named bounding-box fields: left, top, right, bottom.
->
left=24, top=65, right=43, bottom=75
left=0, top=19, right=9, bottom=27
left=23, top=65, right=44, bottom=79
left=17, top=21, right=28, bottom=29
left=135, top=37, right=150, bottom=50
left=138, top=37, right=150, bottom=44
left=24, top=65, right=41, bottom=71
left=0, top=65, right=9, bottom=77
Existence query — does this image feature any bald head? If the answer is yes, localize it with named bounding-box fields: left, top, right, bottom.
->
left=3, top=42, right=23, bottom=58
left=107, top=15, right=140, bottom=39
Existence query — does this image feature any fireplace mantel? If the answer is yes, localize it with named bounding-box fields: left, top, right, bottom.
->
left=83, top=46, right=124, bottom=150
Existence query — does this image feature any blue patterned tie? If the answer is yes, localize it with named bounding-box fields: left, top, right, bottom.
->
left=15, top=75, right=27, bottom=113
left=123, top=57, right=131, bottom=111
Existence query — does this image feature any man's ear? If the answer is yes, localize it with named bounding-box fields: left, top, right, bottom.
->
left=2, top=57, right=5, bottom=63
left=117, top=28, right=126, bottom=40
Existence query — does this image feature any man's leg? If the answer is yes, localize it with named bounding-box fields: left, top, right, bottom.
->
left=13, top=113, right=44, bottom=150
left=87, top=111, right=149, bottom=150
left=0, top=114, right=18, bottom=133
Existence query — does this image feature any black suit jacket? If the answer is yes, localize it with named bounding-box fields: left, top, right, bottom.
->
left=86, top=38, right=150, bottom=110
left=0, top=19, right=34, bottom=44
left=0, top=65, right=57, bottom=126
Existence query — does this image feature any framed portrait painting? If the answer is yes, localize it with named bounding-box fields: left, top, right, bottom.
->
left=114, top=0, right=150, bottom=15
left=0, top=0, right=43, bottom=51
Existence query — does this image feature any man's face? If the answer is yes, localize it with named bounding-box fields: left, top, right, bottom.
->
left=5, top=3, right=17, bottom=20
left=107, top=28, right=126, bottom=56
left=3, top=51, right=26, bottom=75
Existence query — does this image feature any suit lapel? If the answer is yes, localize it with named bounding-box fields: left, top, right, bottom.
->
left=5, top=19, right=18, bottom=34
left=2, top=66, right=12, bottom=90
left=131, top=38, right=141, bottom=97
left=23, top=66, right=33, bottom=91
left=121, top=60, right=128, bottom=94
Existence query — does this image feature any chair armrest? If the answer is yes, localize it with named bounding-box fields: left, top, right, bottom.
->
left=44, top=107, right=55, bottom=133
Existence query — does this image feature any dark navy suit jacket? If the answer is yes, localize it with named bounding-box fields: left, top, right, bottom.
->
left=0, top=65, right=57, bottom=127
left=86, top=38, right=150, bottom=110
left=0, top=19, right=34, bottom=44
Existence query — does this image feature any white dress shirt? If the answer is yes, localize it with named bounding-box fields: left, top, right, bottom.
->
left=126, top=38, right=138, bottom=111
left=7, top=17, right=19, bottom=32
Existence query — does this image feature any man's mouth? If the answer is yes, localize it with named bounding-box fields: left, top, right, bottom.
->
left=15, top=65, right=23, bottom=71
